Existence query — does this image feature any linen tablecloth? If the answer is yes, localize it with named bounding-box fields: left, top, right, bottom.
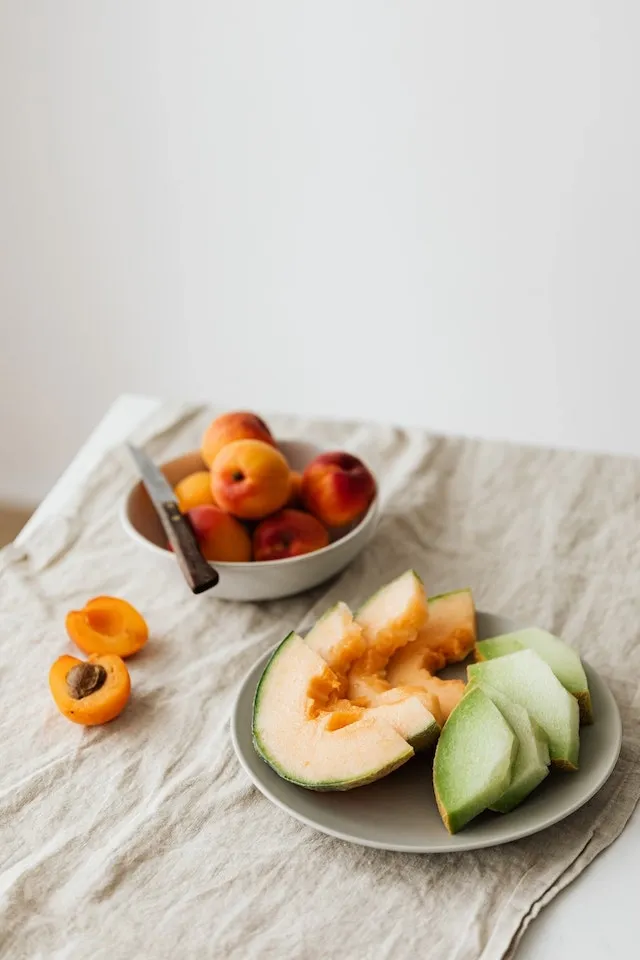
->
left=1, top=403, right=639, bottom=960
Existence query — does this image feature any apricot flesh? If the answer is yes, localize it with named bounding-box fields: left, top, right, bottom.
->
left=66, top=596, right=148, bottom=659
left=49, top=654, right=131, bottom=725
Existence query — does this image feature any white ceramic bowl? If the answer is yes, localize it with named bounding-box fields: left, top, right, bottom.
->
left=121, top=440, right=379, bottom=602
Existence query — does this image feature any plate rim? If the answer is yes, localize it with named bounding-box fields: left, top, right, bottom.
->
left=230, top=613, right=623, bottom=853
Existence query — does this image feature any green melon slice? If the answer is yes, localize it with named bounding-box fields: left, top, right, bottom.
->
left=468, top=650, right=580, bottom=770
left=475, top=627, right=592, bottom=724
left=355, top=570, right=428, bottom=659
left=472, top=680, right=550, bottom=813
left=433, top=686, right=518, bottom=834
left=253, top=633, right=414, bottom=790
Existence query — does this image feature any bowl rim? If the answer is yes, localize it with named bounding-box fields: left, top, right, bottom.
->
left=120, top=443, right=380, bottom=569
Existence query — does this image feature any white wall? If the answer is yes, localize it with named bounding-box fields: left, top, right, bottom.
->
left=1, top=2, right=639, bottom=503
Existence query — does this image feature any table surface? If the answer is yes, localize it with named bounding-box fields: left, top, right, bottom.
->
left=18, top=394, right=640, bottom=959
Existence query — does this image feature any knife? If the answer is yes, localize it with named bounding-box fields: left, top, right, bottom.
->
left=126, top=443, right=219, bottom=595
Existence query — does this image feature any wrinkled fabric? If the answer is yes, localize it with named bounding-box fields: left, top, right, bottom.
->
left=1, top=403, right=639, bottom=960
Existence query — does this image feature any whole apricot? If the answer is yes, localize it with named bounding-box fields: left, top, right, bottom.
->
left=302, top=451, right=376, bottom=527
left=174, top=471, right=216, bottom=512
left=211, top=439, right=291, bottom=520
left=187, top=504, right=252, bottom=561
left=253, top=509, right=329, bottom=561
left=201, top=411, right=275, bottom=468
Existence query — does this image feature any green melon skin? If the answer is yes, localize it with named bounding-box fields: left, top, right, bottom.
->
left=252, top=633, right=414, bottom=791
left=409, top=721, right=441, bottom=753
left=468, top=650, right=580, bottom=770
left=471, top=680, right=550, bottom=813
left=475, top=627, right=593, bottom=724
left=433, top=686, right=518, bottom=834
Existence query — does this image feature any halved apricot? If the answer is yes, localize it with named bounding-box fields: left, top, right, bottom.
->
left=49, top=654, right=131, bottom=725
left=65, top=596, right=148, bottom=659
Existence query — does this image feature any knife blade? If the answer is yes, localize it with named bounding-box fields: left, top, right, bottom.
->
left=126, top=443, right=219, bottom=595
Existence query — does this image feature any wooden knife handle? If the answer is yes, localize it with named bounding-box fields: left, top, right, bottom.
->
left=162, top=501, right=219, bottom=594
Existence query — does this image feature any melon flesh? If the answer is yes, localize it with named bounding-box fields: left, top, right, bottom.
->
left=433, top=686, right=518, bottom=834
left=475, top=627, right=592, bottom=724
left=468, top=650, right=580, bottom=770
left=386, top=589, right=476, bottom=721
left=473, top=680, right=550, bottom=813
left=302, top=589, right=440, bottom=753
left=346, top=572, right=444, bottom=732
left=355, top=570, right=428, bottom=661
left=253, top=633, right=414, bottom=790
left=368, top=692, right=440, bottom=751
left=305, top=602, right=366, bottom=676
left=347, top=570, right=430, bottom=703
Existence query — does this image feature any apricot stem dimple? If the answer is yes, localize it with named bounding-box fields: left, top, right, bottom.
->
left=66, top=663, right=107, bottom=700
left=231, top=470, right=244, bottom=482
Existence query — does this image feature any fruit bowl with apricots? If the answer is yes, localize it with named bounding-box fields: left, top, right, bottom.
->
left=121, top=412, right=379, bottom=602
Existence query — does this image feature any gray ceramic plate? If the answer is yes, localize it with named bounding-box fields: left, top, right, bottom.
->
left=231, top=612, right=622, bottom=852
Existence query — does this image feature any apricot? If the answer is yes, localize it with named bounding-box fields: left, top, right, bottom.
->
left=201, top=411, right=275, bottom=468
left=174, top=471, right=215, bottom=512
left=186, top=504, right=252, bottom=561
left=253, top=508, right=330, bottom=561
left=286, top=470, right=303, bottom=507
left=302, top=451, right=376, bottom=527
left=49, top=654, right=131, bottom=725
left=66, top=596, right=148, bottom=659
left=211, top=439, right=291, bottom=520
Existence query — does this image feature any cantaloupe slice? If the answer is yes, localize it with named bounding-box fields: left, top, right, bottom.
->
left=346, top=570, right=429, bottom=703
left=253, top=633, right=415, bottom=790
left=368, top=691, right=440, bottom=751
left=386, top=589, right=476, bottom=721
left=433, top=686, right=518, bottom=834
left=303, top=588, right=440, bottom=751
left=475, top=627, right=593, bottom=724
left=305, top=602, right=366, bottom=675
left=468, top=650, right=580, bottom=770
left=355, top=570, right=429, bottom=664
left=472, top=680, right=550, bottom=813
left=345, top=571, right=446, bottom=731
